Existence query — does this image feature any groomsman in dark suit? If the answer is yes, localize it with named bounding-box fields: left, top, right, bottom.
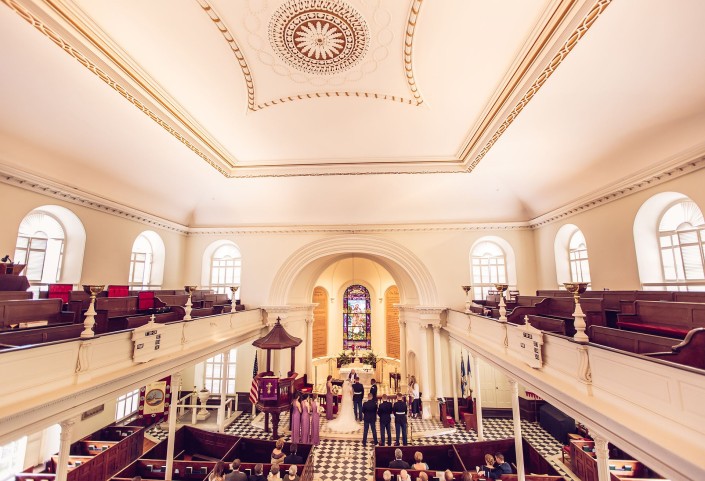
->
left=369, top=378, right=378, bottom=400
left=377, top=394, right=393, bottom=446
left=393, top=393, right=408, bottom=446
left=361, top=392, right=378, bottom=446
left=352, top=376, right=365, bottom=421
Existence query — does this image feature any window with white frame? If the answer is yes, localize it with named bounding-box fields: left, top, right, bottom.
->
left=210, top=244, right=241, bottom=299
left=658, top=201, right=705, bottom=284
left=471, top=241, right=507, bottom=300
left=129, top=234, right=153, bottom=287
left=569, top=230, right=591, bottom=283
left=115, top=389, right=140, bottom=421
left=204, top=348, right=237, bottom=395
left=0, top=437, right=27, bottom=481
left=14, top=212, right=65, bottom=290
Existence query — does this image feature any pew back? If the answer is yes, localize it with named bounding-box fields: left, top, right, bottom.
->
left=0, top=299, right=73, bottom=329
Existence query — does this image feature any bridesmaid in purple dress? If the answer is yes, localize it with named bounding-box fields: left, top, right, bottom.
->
left=325, top=375, right=334, bottom=420
left=300, top=395, right=311, bottom=444
left=310, top=394, right=321, bottom=445
left=290, top=392, right=302, bottom=444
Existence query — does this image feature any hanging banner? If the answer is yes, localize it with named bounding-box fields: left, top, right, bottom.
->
left=143, top=380, right=168, bottom=415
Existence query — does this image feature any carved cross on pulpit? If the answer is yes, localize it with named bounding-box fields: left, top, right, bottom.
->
left=266, top=381, right=274, bottom=395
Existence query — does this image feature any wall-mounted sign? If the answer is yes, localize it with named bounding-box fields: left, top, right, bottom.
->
left=132, top=316, right=164, bottom=363
left=508, top=317, right=544, bottom=369
left=81, top=404, right=105, bottom=420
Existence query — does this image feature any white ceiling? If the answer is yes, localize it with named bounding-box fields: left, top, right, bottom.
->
left=0, top=0, right=704, bottom=227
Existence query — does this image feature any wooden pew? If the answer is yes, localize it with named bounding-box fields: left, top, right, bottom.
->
left=521, top=315, right=567, bottom=335
left=93, top=296, right=139, bottom=333
left=0, top=299, right=75, bottom=330
left=588, top=326, right=678, bottom=354
left=646, top=328, right=705, bottom=369
left=616, top=301, right=705, bottom=338
left=121, top=308, right=185, bottom=330
left=0, top=323, right=84, bottom=349
left=202, top=293, right=230, bottom=308
left=155, top=294, right=191, bottom=308
left=673, top=291, right=705, bottom=303
left=570, top=439, right=647, bottom=481
left=66, top=290, right=108, bottom=322
left=0, top=291, right=32, bottom=301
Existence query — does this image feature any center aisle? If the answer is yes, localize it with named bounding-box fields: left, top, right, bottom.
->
left=219, top=413, right=576, bottom=481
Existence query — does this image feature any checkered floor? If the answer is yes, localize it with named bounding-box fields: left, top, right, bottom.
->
left=147, top=413, right=576, bottom=481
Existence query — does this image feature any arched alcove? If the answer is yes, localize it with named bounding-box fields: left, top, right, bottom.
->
left=268, top=235, right=437, bottom=306
left=131, top=230, right=166, bottom=286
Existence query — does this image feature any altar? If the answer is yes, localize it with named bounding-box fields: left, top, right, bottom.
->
left=339, top=363, right=374, bottom=386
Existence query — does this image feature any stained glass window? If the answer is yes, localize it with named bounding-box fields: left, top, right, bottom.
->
left=343, top=284, right=371, bottom=350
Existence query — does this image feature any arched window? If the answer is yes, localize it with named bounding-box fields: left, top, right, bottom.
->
left=14, top=211, right=65, bottom=286
left=210, top=243, right=241, bottom=299
left=128, top=231, right=165, bottom=289
left=343, top=284, right=370, bottom=350
left=569, top=230, right=591, bottom=283
left=471, top=241, right=508, bottom=299
left=658, top=201, right=705, bottom=283
left=129, top=234, right=153, bottom=287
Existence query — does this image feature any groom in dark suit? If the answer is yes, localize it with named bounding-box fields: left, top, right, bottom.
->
left=352, top=376, right=365, bottom=421
left=361, top=392, right=378, bottom=446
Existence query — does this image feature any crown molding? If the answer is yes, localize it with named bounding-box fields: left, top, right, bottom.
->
left=0, top=163, right=190, bottom=234
left=4, top=148, right=705, bottom=236
left=529, top=145, right=705, bottom=228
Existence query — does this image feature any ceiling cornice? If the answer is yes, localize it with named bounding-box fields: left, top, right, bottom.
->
left=0, top=162, right=190, bottom=234
left=0, top=0, right=611, bottom=177
left=528, top=144, right=705, bottom=228
left=4, top=148, right=705, bottom=236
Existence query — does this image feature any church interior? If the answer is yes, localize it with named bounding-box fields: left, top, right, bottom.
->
left=1, top=0, right=705, bottom=480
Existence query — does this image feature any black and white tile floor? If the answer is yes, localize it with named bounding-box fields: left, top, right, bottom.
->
left=148, top=413, right=577, bottom=481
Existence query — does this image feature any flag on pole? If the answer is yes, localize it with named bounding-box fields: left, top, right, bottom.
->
left=460, top=354, right=467, bottom=397
left=467, top=353, right=472, bottom=396
left=249, top=352, right=259, bottom=405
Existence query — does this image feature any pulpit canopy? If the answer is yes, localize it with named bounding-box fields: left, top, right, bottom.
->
left=252, top=317, right=302, bottom=350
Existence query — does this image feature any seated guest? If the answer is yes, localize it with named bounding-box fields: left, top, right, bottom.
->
left=477, top=454, right=501, bottom=480
left=382, top=470, right=393, bottom=481
left=399, top=469, right=411, bottom=481
left=443, top=469, right=454, bottom=481
left=283, top=443, right=304, bottom=465
left=209, top=461, right=226, bottom=481
left=225, top=459, right=247, bottom=481
left=411, top=451, right=429, bottom=470
left=284, top=465, right=299, bottom=481
left=417, top=472, right=429, bottom=481
left=132, top=477, right=142, bottom=481
left=494, top=452, right=512, bottom=474
left=271, top=438, right=286, bottom=467
left=267, top=465, right=281, bottom=480
left=460, top=472, right=473, bottom=481
left=389, top=448, right=410, bottom=469
left=249, top=464, right=266, bottom=481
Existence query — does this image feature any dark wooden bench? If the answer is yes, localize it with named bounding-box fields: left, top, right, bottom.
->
left=0, top=291, right=32, bottom=301
left=121, top=308, right=186, bottom=330
left=0, top=298, right=75, bottom=330
left=521, top=315, right=567, bottom=335
left=202, top=293, right=230, bottom=308
left=588, top=326, right=678, bottom=354
left=0, top=323, right=84, bottom=349
left=155, top=294, right=191, bottom=308
left=616, top=300, right=705, bottom=338
left=646, top=328, right=705, bottom=370
left=93, top=296, right=139, bottom=333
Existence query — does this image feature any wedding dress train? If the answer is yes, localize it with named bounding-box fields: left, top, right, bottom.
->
left=326, top=380, right=360, bottom=432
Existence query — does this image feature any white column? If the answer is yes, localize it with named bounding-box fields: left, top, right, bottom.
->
left=510, top=380, right=526, bottom=481
left=417, top=324, right=432, bottom=419
left=449, top=340, right=460, bottom=422
left=165, top=372, right=182, bottom=481
left=593, top=432, right=611, bottom=481
left=56, top=417, right=77, bottom=481
left=432, top=324, right=444, bottom=400
left=217, top=350, right=230, bottom=433
left=473, top=353, right=484, bottom=441
left=399, top=318, right=407, bottom=391
left=305, top=317, right=314, bottom=382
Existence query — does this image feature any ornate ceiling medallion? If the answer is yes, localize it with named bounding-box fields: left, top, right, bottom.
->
left=269, top=0, right=370, bottom=75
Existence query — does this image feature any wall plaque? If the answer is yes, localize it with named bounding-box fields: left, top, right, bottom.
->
left=132, top=315, right=164, bottom=363
left=508, top=317, right=544, bottom=369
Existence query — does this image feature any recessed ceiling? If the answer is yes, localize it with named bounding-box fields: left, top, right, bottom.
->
left=1, top=0, right=704, bottom=227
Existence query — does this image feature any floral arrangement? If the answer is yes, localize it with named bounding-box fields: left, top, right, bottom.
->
left=337, top=351, right=353, bottom=367
left=360, top=351, right=377, bottom=368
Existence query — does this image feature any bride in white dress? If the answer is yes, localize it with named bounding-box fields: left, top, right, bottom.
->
left=326, top=379, right=360, bottom=432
